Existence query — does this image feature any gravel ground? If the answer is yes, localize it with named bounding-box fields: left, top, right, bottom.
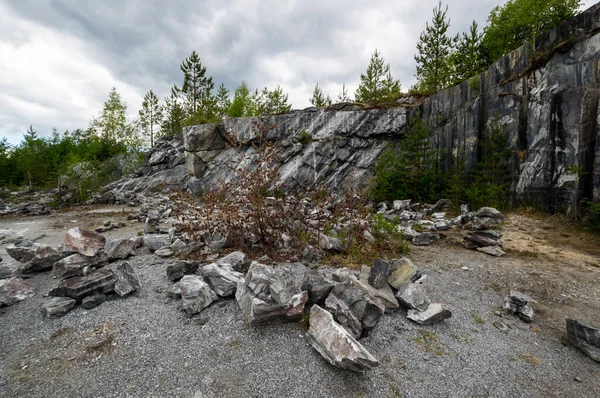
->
left=1, top=207, right=599, bottom=398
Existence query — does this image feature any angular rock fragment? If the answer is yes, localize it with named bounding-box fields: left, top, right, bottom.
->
left=215, top=251, right=250, bottom=273
left=0, top=277, right=35, bottom=307
left=7, top=243, right=67, bottom=274
left=49, top=269, right=116, bottom=301
left=114, top=262, right=141, bottom=296
left=41, top=297, right=76, bottom=318
left=368, top=258, right=391, bottom=289
left=566, top=319, right=600, bottom=363
left=200, top=262, right=244, bottom=297
left=407, top=303, right=452, bottom=325
left=63, top=227, right=106, bottom=257
left=324, top=282, right=385, bottom=339
left=476, top=246, right=505, bottom=257
left=0, top=264, right=13, bottom=279
left=352, top=273, right=399, bottom=310
left=306, top=305, right=379, bottom=373
left=143, top=235, right=171, bottom=252
left=170, top=239, right=188, bottom=254
left=82, top=293, right=106, bottom=309
left=302, top=270, right=336, bottom=304
left=517, top=304, right=534, bottom=323
left=463, top=233, right=503, bottom=249
left=474, top=230, right=503, bottom=240
left=393, top=199, right=411, bottom=211
left=476, top=207, right=504, bottom=219
left=318, top=234, right=342, bottom=252
left=167, top=282, right=182, bottom=299
left=412, top=232, right=440, bottom=246
left=104, top=238, right=137, bottom=261
left=469, top=217, right=502, bottom=230
left=396, top=282, right=431, bottom=312
left=508, top=290, right=537, bottom=306
left=52, top=252, right=108, bottom=280
left=387, top=257, right=418, bottom=290
left=180, top=275, right=217, bottom=316
left=155, top=247, right=175, bottom=258
left=166, top=261, right=200, bottom=282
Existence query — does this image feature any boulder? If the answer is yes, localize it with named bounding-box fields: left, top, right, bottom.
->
left=368, top=258, right=391, bottom=289
left=63, top=227, right=106, bottom=257
left=469, top=217, right=502, bottom=231
left=0, top=264, right=13, bottom=279
left=412, top=232, right=440, bottom=246
left=475, top=207, right=504, bottom=219
left=143, top=235, right=171, bottom=252
left=215, top=251, right=251, bottom=273
left=407, top=303, right=452, bottom=325
left=7, top=243, right=67, bottom=274
left=82, top=293, right=106, bottom=309
left=393, top=199, right=411, bottom=211
left=105, top=238, right=137, bottom=261
left=180, top=275, right=217, bottom=316
left=301, top=270, right=336, bottom=304
left=352, top=272, right=399, bottom=310
left=318, top=234, right=342, bottom=252
left=49, top=269, right=116, bottom=301
left=166, top=261, right=200, bottom=282
left=396, top=282, right=431, bottom=312
left=306, top=305, right=379, bottom=373
left=463, top=234, right=503, bottom=249
left=0, top=277, right=35, bottom=307
left=114, top=262, right=141, bottom=296
left=200, top=262, right=244, bottom=297
left=41, top=297, right=76, bottom=318
left=566, top=319, right=600, bottom=363
left=52, top=252, right=108, bottom=280
left=387, top=257, right=418, bottom=290
left=324, top=282, right=385, bottom=339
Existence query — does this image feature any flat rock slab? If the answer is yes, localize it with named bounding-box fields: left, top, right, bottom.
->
left=368, top=258, right=391, bottom=289
left=306, top=305, right=379, bottom=373
left=0, top=277, right=35, bottom=307
left=166, top=261, right=200, bottom=282
left=52, top=252, right=108, bottom=280
left=82, top=293, right=106, bottom=309
left=49, top=269, right=116, bottom=301
left=7, top=243, right=67, bottom=274
left=566, top=319, right=600, bottom=363
left=143, top=235, right=171, bottom=252
left=352, top=274, right=399, bottom=310
left=63, top=227, right=106, bottom=257
left=105, top=238, right=137, bottom=261
left=407, top=303, right=452, bottom=325
left=41, top=296, right=76, bottom=318
left=476, top=246, right=506, bottom=257
left=387, top=257, right=418, bottom=290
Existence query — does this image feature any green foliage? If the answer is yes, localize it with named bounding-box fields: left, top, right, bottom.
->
left=91, top=87, right=136, bottom=146
left=214, top=83, right=231, bottom=120
left=248, top=86, right=292, bottom=116
left=481, top=0, right=581, bottom=63
left=443, top=149, right=469, bottom=209
left=139, top=90, right=163, bottom=147
left=465, top=114, right=511, bottom=209
left=469, top=75, right=480, bottom=92
left=355, top=49, right=401, bottom=104
left=228, top=81, right=251, bottom=117
left=449, top=21, right=487, bottom=85
left=580, top=199, right=600, bottom=232
left=371, top=112, right=440, bottom=202
left=309, top=83, right=332, bottom=107
left=178, top=50, right=215, bottom=125
left=414, top=1, right=456, bottom=93
left=160, top=87, right=186, bottom=137
left=371, top=213, right=409, bottom=255
left=298, top=128, right=312, bottom=145
left=336, top=84, right=352, bottom=102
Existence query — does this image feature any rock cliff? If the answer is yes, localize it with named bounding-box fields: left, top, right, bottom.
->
left=106, top=4, right=600, bottom=213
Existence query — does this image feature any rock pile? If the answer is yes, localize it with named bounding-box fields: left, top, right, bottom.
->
left=161, top=251, right=451, bottom=373
left=503, top=290, right=536, bottom=323
left=462, top=207, right=506, bottom=257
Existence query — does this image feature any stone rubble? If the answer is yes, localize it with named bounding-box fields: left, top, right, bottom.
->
left=503, top=290, right=537, bottom=323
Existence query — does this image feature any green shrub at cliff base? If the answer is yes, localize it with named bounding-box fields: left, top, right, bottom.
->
left=371, top=112, right=441, bottom=203
left=466, top=114, right=511, bottom=209
left=580, top=198, right=600, bottom=233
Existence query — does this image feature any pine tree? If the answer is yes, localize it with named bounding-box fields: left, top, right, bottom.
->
left=214, top=83, right=231, bottom=120
left=414, top=1, right=456, bottom=93
left=449, top=21, right=486, bottom=85
left=139, top=90, right=163, bottom=147
left=228, top=81, right=251, bottom=117
left=248, top=86, right=292, bottom=116
left=179, top=50, right=214, bottom=125
left=336, top=83, right=351, bottom=102
left=161, top=87, right=185, bottom=137
left=309, top=83, right=332, bottom=107
left=355, top=49, right=401, bottom=104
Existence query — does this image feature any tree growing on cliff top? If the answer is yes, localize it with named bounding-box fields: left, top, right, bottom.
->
left=228, top=81, right=251, bottom=117
left=178, top=50, right=215, bottom=125
left=414, top=1, right=456, bottom=93
left=91, top=87, right=134, bottom=145
left=355, top=49, right=401, bottom=104
left=481, top=0, right=582, bottom=63
left=309, top=83, right=332, bottom=107
left=161, top=87, right=185, bottom=137
left=139, top=90, right=163, bottom=147
left=449, top=21, right=486, bottom=85
left=337, top=83, right=352, bottom=102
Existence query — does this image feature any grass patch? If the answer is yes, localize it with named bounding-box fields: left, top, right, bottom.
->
left=413, top=329, right=449, bottom=356
left=520, top=353, right=541, bottom=366
left=471, top=313, right=485, bottom=324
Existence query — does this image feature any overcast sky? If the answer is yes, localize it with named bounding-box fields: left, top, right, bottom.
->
left=0, top=0, right=595, bottom=145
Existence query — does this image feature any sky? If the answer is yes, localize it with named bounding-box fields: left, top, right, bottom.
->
left=0, top=0, right=596, bottom=145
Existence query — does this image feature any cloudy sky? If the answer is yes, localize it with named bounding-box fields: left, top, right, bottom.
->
left=0, top=0, right=595, bottom=145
